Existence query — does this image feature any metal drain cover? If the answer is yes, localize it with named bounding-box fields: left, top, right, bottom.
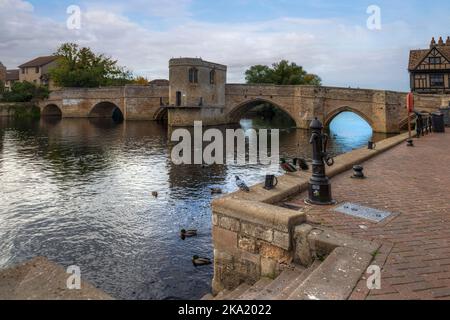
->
left=334, top=202, right=392, bottom=222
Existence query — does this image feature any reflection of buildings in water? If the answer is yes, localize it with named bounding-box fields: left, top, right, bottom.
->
left=166, top=162, right=228, bottom=191
left=40, top=116, right=62, bottom=127
left=278, top=128, right=313, bottom=160
left=7, top=119, right=172, bottom=180
left=166, top=124, right=313, bottom=190
left=123, top=120, right=169, bottom=144
left=166, top=124, right=228, bottom=190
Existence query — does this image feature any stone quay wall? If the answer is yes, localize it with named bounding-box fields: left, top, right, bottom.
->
left=210, top=132, right=410, bottom=294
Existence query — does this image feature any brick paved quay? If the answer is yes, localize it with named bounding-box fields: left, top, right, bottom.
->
left=290, top=131, right=450, bottom=300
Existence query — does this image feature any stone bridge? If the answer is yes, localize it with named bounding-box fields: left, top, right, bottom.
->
left=39, top=58, right=449, bottom=133
left=224, top=84, right=409, bottom=133
left=39, top=85, right=169, bottom=121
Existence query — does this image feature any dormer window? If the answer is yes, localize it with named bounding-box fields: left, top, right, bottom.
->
left=189, top=68, right=198, bottom=83
left=210, top=69, right=216, bottom=85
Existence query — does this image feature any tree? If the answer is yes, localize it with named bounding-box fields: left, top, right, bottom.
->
left=245, top=60, right=321, bottom=86
left=0, top=80, right=4, bottom=95
left=1, top=81, right=49, bottom=102
left=50, top=43, right=133, bottom=88
left=244, top=65, right=273, bottom=84
left=133, top=76, right=150, bottom=85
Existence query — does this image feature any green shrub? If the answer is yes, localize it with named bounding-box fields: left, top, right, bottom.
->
left=1, top=81, right=49, bottom=103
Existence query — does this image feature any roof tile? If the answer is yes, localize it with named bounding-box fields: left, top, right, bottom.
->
left=19, top=56, right=58, bottom=68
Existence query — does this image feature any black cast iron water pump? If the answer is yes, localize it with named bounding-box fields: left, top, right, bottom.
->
left=305, top=118, right=336, bottom=205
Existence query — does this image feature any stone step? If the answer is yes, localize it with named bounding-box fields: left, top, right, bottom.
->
left=236, top=278, right=273, bottom=300
left=253, top=268, right=304, bottom=300
left=201, top=293, right=214, bottom=300
left=288, top=247, right=373, bottom=300
left=213, top=289, right=230, bottom=300
left=274, top=261, right=321, bottom=300
left=220, top=283, right=251, bottom=300
left=274, top=262, right=321, bottom=300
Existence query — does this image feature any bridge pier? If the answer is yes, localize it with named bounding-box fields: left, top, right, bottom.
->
left=167, top=106, right=229, bottom=127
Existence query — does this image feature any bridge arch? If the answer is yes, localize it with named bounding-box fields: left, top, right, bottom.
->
left=324, top=106, right=374, bottom=130
left=89, top=101, right=124, bottom=121
left=154, top=106, right=168, bottom=122
left=42, top=104, right=62, bottom=117
left=227, top=98, right=298, bottom=126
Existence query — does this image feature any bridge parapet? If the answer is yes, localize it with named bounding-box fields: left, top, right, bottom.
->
left=40, top=85, right=169, bottom=120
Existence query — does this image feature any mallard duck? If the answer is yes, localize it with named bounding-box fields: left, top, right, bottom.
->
left=192, top=255, right=212, bottom=267
left=210, top=188, right=223, bottom=194
left=235, top=176, right=250, bottom=192
left=281, top=158, right=297, bottom=173
left=180, top=229, right=198, bottom=238
left=152, top=192, right=158, bottom=198
left=293, top=158, right=309, bottom=171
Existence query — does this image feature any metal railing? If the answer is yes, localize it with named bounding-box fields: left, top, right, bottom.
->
left=414, top=112, right=433, bottom=138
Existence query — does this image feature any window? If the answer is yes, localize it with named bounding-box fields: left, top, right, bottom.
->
left=429, top=57, right=442, bottom=64
left=21, top=68, right=25, bottom=74
left=188, top=68, right=198, bottom=83
left=35, top=67, right=40, bottom=73
left=210, top=70, right=216, bottom=84
left=430, top=74, right=444, bottom=87
left=176, top=91, right=182, bottom=106
left=415, top=74, right=427, bottom=88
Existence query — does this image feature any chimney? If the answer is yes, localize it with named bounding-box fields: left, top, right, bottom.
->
left=446, top=36, right=450, bottom=46
left=438, top=36, right=444, bottom=46
left=430, top=37, right=436, bottom=48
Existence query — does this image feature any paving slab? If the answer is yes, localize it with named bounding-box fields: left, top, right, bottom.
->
left=290, top=132, right=450, bottom=300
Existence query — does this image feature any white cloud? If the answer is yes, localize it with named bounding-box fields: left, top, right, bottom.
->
left=0, top=0, right=33, bottom=11
left=81, top=0, right=192, bottom=19
left=0, top=0, right=442, bottom=91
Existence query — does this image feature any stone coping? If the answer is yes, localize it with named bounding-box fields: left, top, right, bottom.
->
left=212, top=198, right=306, bottom=233
left=213, top=132, right=411, bottom=207
left=225, top=84, right=408, bottom=94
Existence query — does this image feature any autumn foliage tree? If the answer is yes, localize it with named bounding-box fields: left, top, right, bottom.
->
left=133, top=76, right=150, bottom=85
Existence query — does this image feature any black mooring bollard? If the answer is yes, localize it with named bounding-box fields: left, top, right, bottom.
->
left=305, top=118, right=336, bottom=205
left=352, top=165, right=365, bottom=179
left=407, top=139, right=414, bottom=147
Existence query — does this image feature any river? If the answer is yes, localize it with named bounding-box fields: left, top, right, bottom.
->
left=0, top=112, right=391, bottom=300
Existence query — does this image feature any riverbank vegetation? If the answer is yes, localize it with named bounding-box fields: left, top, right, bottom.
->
left=1, top=81, right=49, bottom=103
left=0, top=82, right=45, bottom=119
left=0, top=103, right=41, bottom=119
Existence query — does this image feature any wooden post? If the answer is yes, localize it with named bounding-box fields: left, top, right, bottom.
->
left=406, top=93, right=414, bottom=146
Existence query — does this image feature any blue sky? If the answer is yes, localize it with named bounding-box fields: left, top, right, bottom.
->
left=1, top=0, right=450, bottom=91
